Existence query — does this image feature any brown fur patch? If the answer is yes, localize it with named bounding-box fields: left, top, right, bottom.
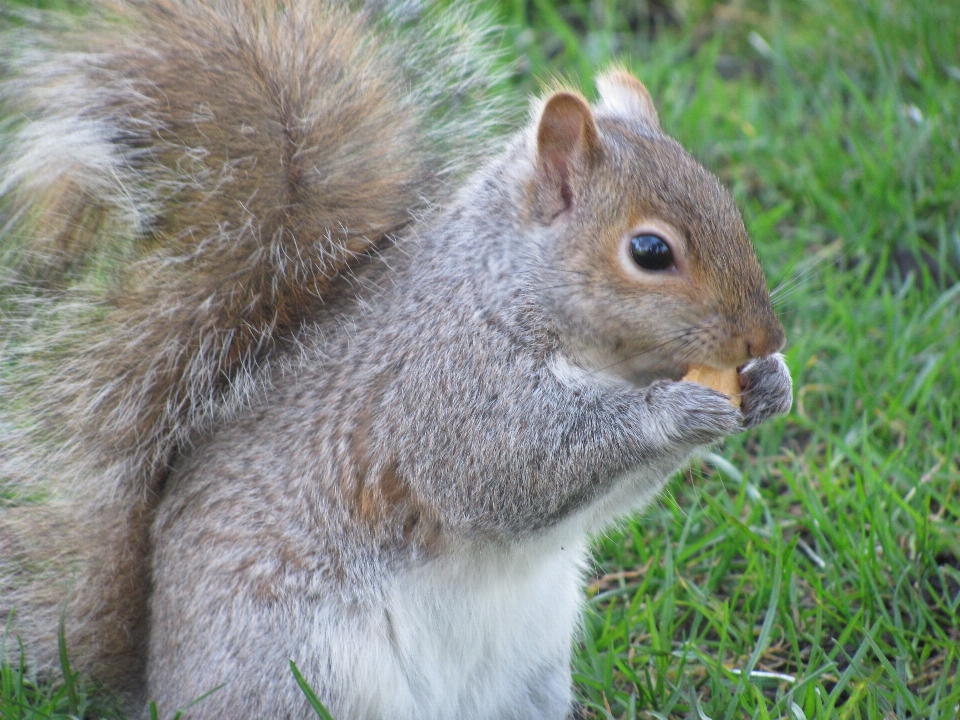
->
left=346, top=381, right=443, bottom=554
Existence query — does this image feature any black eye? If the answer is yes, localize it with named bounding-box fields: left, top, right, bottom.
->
left=630, top=234, right=674, bottom=271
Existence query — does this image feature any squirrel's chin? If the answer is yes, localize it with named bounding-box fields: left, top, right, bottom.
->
left=622, top=365, right=686, bottom=388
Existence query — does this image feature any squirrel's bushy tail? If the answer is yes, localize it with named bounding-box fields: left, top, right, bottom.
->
left=0, top=0, right=502, bottom=695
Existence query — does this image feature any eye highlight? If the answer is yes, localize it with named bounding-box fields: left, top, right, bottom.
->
left=630, top=234, right=674, bottom=271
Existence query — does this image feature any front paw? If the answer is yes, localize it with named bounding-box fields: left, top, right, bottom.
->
left=650, top=380, right=743, bottom=447
left=739, top=353, right=793, bottom=428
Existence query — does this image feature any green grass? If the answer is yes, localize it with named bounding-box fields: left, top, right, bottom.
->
left=493, top=0, right=960, bottom=717
left=0, top=617, right=121, bottom=719
left=3, top=0, right=960, bottom=718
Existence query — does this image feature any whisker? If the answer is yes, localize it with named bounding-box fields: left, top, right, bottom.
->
left=771, top=268, right=815, bottom=300
left=676, top=340, right=701, bottom=369
left=769, top=251, right=806, bottom=296
left=538, top=281, right=594, bottom=291
left=584, top=327, right=701, bottom=377
left=541, top=268, right=589, bottom=276
left=769, top=239, right=847, bottom=308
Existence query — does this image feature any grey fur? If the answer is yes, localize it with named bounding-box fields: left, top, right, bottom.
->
left=142, top=124, right=789, bottom=717
left=0, top=0, right=504, bottom=703
left=0, top=3, right=792, bottom=718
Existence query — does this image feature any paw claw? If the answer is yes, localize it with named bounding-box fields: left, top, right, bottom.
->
left=739, top=353, right=793, bottom=428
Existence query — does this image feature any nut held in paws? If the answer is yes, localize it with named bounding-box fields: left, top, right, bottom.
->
left=682, top=365, right=741, bottom=408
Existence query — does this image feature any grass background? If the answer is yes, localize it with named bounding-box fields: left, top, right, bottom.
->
left=500, top=1, right=960, bottom=717
left=2, top=0, right=959, bottom=718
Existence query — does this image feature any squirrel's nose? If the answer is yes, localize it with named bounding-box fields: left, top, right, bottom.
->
left=747, top=322, right=786, bottom=358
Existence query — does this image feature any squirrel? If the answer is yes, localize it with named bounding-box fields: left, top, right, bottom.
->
left=0, top=0, right=793, bottom=718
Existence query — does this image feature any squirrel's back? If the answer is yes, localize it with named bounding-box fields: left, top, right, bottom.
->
left=0, top=0, right=501, bottom=695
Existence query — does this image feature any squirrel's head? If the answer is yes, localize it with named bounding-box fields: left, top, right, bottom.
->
left=524, top=70, right=785, bottom=386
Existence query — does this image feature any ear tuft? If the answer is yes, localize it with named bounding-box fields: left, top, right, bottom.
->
left=534, top=91, right=598, bottom=220
left=596, top=70, right=660, bottom=130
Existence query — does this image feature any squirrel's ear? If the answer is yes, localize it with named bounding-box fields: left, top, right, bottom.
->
left=596, top=70, right=660, bottom=130
left=534, top=91, right=599, bottom=220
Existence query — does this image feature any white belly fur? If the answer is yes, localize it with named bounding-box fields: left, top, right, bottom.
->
left=325, top=465, right=675, bottom=719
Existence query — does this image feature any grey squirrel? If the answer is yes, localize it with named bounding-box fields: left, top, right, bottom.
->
left=0, top=1, right=792, bottom=718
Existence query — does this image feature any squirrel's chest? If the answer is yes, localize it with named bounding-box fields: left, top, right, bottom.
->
left=329, top=531, right=590, bottom=720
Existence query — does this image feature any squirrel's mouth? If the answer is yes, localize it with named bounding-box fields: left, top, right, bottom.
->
left=629, top=359, right=747, bottom=389
left=564, top=346, right=711, bottom=388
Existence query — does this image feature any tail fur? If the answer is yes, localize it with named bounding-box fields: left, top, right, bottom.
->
left=0, top=0, right=501, bottom=696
